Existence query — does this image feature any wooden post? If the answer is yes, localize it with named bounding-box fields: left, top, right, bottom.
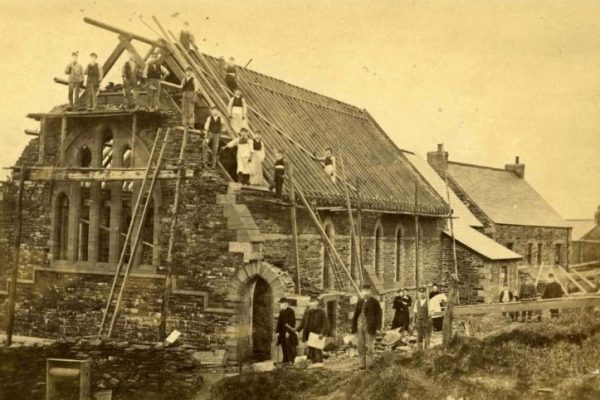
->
left=442, top=171, right=459, bottom=347
left=288, top=165, right=301, bottom=295
left=60, top=117, right=67, bottom=165
left=355, top=179, right=365, bottom=284
left=159, top=127, right=188, bottom=340
left=339, top=154, right=361, bottom=285
left=5, top=165, right=26, bottom=347
left=414, top=177, right=420, bottom=289
left=131, top=113, right=137, bottom=166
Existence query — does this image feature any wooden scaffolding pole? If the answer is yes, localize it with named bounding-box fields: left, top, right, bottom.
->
left=339, top=153, right=362, bottom=285
left=5, top=165, right=25, bottom=347
left=294, top=183, right=360, bottom=294
left=414, top=177, right=420, bottom=289
left=355, top=179, right=365, bottom=283
left=288, top=165, right=302, bottom=295
left=442, top=171, right=459, bottom=347
left=159, top=127, right=189, bottom=340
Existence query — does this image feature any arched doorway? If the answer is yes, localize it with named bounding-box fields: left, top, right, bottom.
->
left=226, top=262, right=296, bottom=362
left=251, top=277, right=273, bottom=361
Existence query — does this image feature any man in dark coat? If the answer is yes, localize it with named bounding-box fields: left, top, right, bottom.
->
left=351, top=284, right=382, bottom=370
left=276, top=297, right=297, bottom=364
left=429, top=283, right=441, bottom=299
left=542, top=273, right=563, bottom=319
left=296, top=296, right=329, bottom=367
left=519, top=276, right=537, bottom=322
left=392, top=288, right=411, bottom=331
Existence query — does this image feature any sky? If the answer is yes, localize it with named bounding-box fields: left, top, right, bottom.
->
left=0, top=0, right=598, bottom=219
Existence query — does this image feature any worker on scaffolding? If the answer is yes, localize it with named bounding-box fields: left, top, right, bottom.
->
left=84, top=52, right=103, bottom=111
left=223, top=128, right=254, bottom=184
left=144, top=52, right=169, bottom=112
left=270, top=148, right=286, bottom=199
left=202, top=106, right=223, bottom=168
left=224, top=57, right=238, bottom=92
left=64, top=51, right=84, bottom=110
left=122, top=53, right=141, bottom=110
left=413, top=287, right=433, bottom=350
left=180, top=67, right=200, bottom=129
left=314, top=147, right=337, bottom=183
left=351, top=284, right=382, bottom=370
left=227, top=88, right=248, bottom=133
left=179, top=21, right=198, bottom=51
left=249, top=133, right=265, bottom=185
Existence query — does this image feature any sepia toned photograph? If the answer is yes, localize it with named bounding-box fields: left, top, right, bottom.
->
left=1, top=1, right=599, bottom=399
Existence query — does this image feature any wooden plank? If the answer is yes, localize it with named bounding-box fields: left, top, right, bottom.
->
left=289, top=165, right=301, bottom=294
left=454, top=296, right=600, bottom=316
left=22, top=167, right=192, bottom=181
left=570, top=267, right=596, bottom=290
left=571, top=260, right=600, bottom=268
left=83, top=17, right=160, bottom=46
left=557, top=264, right=588, bottom=293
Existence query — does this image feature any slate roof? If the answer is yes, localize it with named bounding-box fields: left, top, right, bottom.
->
left=447, top=162, right=570, bottom=228
left=200, top=55, right=448, bottom=216
left=403, top=152, right=482, bottom=227
left=445, top=222, right=522, bottom=261
left=567, top=219, right=597, bottom=240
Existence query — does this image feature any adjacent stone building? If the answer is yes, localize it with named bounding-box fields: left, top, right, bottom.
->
left=427, top=145, right=572, bottom=277
left=569, top=207, right=600, bottom=265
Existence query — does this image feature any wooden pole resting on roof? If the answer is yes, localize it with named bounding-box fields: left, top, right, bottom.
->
left=288, top=165, right=302, bottom=295
left=339, top=153, right=362, bottom=285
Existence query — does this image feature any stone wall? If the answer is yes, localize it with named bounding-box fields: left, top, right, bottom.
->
left=493, top=224, right=570, bottom=267
left=0, top=338, right=216, bottom=400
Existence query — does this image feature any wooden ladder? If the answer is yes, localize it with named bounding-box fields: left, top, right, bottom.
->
left=98, top=127, right=171, bottom=338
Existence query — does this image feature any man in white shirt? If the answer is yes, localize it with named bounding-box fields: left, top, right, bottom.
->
left=429, top=292, right=448, bottom=331
left=413, top=287, right=433, bottom=350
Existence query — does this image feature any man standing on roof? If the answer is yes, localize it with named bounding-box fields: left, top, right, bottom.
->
left=223, top=128, right=254, bottom=184
left=276, top=297, right=297, bottom=365
left=542, top=273, right=563, bottom=319
left=227, top=88, right=248, bottom=133
left=413, top=287, right=433, bottom=350
left=179, top=21, right=198, bottom=51
left=224, top=57, right=238, bottom=92
left=270, top=149, right=286, bottom=200
left=314, top=147, right=337, bottom=183
left=122, top=53, right=141, bottom=110
left=65, top=51, right=84, bottom=110
left=202, top=106, right=223, bottom=168
left=351, top=284, right=382, bottom=370
left=84, top=52, right=103, bottom=111
left=144, top=52, right=169, bottom=112
left=249, top=133, right=265, bottom=185
left=180, top=67, right=200, bottom=129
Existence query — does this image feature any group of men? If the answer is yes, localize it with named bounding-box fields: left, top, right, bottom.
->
left=498, top=273, right=564, bottom=322
left=64, top=52, right=104, bottom=111
left=276, top=284, right=382, bottom=370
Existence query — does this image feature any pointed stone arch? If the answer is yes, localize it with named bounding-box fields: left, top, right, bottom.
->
left=225, top=261, right=295, bottom=361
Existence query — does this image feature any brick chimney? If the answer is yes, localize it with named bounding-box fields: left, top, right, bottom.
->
left=505, top=156, right=525, bottom=179
left=595, top=205, right=600, bottom=226
left=427, top=143, right=449, bottom=179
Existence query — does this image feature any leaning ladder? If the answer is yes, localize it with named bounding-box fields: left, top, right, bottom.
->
left=98, top=127, right=172, bottom=338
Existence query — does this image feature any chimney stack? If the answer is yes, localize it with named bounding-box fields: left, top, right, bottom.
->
left=427, top=143, right=449, bottom=179
left=505, top=156, right=525, bottom=179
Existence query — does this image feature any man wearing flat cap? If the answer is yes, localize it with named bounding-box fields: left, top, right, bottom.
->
left=64, top=51, right=84, bottom=110
left=84, top=52, right=103, bottom=111
left=351, top=283, right=382, bottom=370
left=413, top=287, right=433, bottom=350
left=296, top=295, right=329, bottom=367
left=275, top=297, right=297, bottom=364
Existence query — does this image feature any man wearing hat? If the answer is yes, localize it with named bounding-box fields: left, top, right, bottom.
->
left=122, top=53, right=141, bottom=110
left=202, top=106, right=224, bottom=168
left=180, top=66, right=200, bottom=129
left=392, top=288, right=412, bottom=331
left=351, top=284, right=382, bottom=370
left=542, top=273, right=564, bottom=319
left=413, top=287, right=433, bottom=350
left=275, top=298, right=297, bottom=365
left=64, top=51, right=84, bottom=110
left=143, top=52, right=169, bottom=112
left=296, top=295, right=329, bottom=367
left=84, top=52, right=103, bottom=111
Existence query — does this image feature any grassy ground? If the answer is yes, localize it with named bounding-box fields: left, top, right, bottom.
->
left=209, top=310, right=600, bottom=400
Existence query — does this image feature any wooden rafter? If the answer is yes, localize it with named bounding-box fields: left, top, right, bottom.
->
left=5, top=166, right=193, bottom=182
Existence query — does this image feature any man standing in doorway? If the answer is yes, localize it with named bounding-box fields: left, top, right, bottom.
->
left=144, top=52, right=169, bottom=112
left=413, top=287, right=433, bottom=350
left=275, top=298, right=297, bottom=365
left=296, top=296, right=329, bottom=368
left=65, top=51, right=84, bottom=110
left=351, top=284, right=382, bottom=370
